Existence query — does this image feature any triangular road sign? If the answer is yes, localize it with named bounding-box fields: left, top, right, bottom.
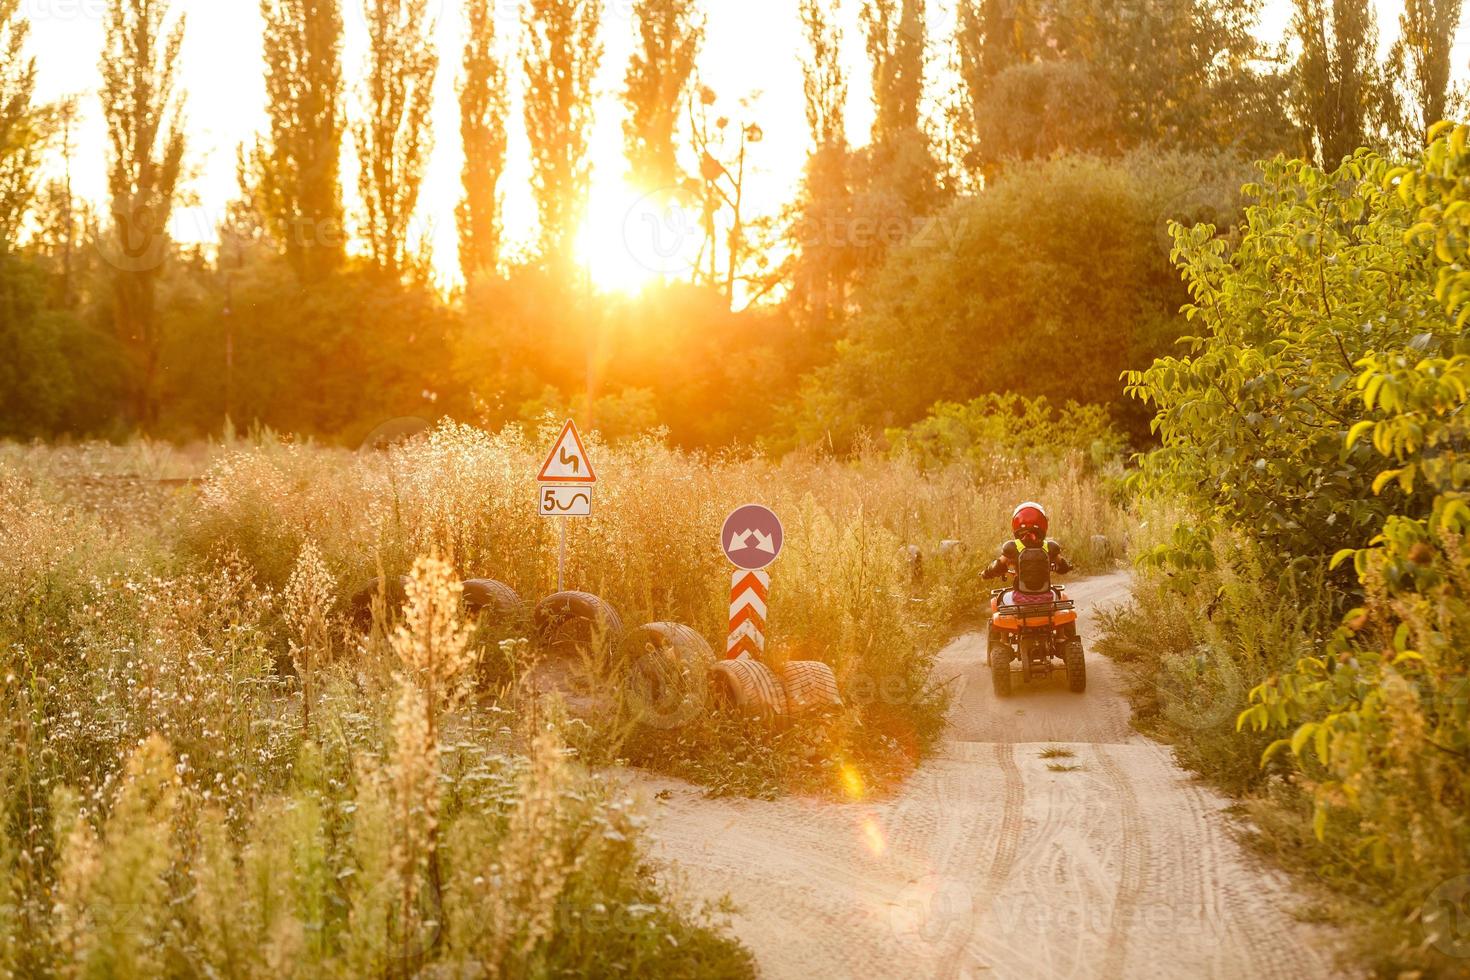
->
left=537, top=419, right=596, bottom=483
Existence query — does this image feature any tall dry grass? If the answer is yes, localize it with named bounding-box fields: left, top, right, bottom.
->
left=0, top=422, right=1127, bottom=972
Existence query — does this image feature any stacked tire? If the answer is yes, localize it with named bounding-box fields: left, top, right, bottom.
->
left=347, top=575, right=410, bottom=631
left=622, top=622, right=717, bottom=729
left=710, top=656, right=788, bottom=723
left=533, top=591, right=624, bottom=657
left=779, top=661, right=842, bottom=717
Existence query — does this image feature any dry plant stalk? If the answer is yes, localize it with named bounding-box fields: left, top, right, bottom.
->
left=284, top=540, right=335, bottom=731
left=385, top=551, right=476, bottom=968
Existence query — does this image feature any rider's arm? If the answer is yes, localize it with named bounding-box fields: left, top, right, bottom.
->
left=1047, top=539, right=1072, bottom=574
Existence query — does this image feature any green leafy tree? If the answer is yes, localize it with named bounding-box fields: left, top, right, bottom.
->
left=795, top=151, right=1248, bottom=449
left=1142, top=130, right=1470, bottom=957
left=457, top=0, right=509, bottom=284
left=99, top=0, right=187, bottom=427
left=252, top=0, right=346, bottom=284
left=623, top=0, right=703, bottom=193
left=522, top=0, right=603, bottom=271
left=1126, top=152, right=1432, bottom=580
left=354, top=0, right=437, bottom=278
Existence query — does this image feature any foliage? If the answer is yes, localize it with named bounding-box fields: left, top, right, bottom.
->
left=1125, top=151, right=1439, bottom=589
left=250, top=0, right=347, bottom=284
left=622, top=0, right=703, bottom=193
left=798, top=150, right=1251, bottom=449
left=353, top=0, right=438, bottom=278
left=456, top=0, right=510, bottom=284
left=522, top=0, right=603, bottom=270
left=1287, top=0, right=1389, bottom=166
left=0, top=0, right=40, bottom=251
left=1124, top=128, right=1470, bottom=973
left=886, top=394, right=1124, bottom=478
left=1386, top=0, right=1465, bottom=148
left=98, top=0, right=187, bottom=427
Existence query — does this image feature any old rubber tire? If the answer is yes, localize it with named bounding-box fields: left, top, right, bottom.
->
left=461, top=579, right=524, bottom=624
left=780, top=661, right=842, bottom=716
left=988, top=630, right=1013, bottom=697
left=533, top=591, right=624, bottom=656
left=622, top=623, right=716, bottom=729
left=1065, top=639, right=1087, bottom=693
left=348, top=575, right=409, bottom=630
left=710, top=657, right=787, bottom=723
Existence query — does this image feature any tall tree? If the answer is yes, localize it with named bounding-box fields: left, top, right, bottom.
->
left=855, top=0, right=939, bottom=259
left=254, top=0, right=346, bottom=283
left=623, top=0, right=703, bottom=193
left=956, top=0, right=1042, bottom=162
left=523, top=0, right=603, bottom=270
left=789, top=0, right=853, bottom=329
left=99, top=0, right=187, bottom=427
left=800, top=0, right=847, bottom=150
left=0, top=0, right=39, bottom=251
left=354, top=0, right=438, bottom=277
left=860, top=0, right=926, bottom=145
left=1289, top=0, right=1385, bottom=165
left=457, top=0, right=509, bottom=284
left=1388, top=0, right=1464, bottom=142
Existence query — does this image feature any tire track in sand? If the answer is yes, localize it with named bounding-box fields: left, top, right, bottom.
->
left=1094, top=744, right=1149, bottom=980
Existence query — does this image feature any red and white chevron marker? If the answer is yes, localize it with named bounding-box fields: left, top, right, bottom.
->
left=721, top=504, right=783, bottom=660
left=727, top=569, right=770, bottom=659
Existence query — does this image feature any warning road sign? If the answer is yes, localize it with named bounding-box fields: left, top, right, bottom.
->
left=537, top=419, right=596, bottom=484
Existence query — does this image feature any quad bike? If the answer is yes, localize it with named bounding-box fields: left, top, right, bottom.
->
left=987, top=583, right=1086, bottom=697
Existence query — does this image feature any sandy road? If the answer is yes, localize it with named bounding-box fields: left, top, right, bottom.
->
left=626, top=572, right=1346, bottom=979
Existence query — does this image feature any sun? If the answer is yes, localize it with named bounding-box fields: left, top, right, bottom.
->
left=576, top=181, right=706, bottom=295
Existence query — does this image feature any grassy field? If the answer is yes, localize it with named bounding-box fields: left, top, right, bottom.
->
left=0, top=423, right=1128, bottom=975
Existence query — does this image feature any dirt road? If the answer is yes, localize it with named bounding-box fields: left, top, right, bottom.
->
left=628, top=572, right=1345, bottom=979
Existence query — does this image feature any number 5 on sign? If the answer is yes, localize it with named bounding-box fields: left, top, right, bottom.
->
left=540, top=485, right=592, bottom=517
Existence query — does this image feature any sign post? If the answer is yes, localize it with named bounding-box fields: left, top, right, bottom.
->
left=720, top=504, right=784, bottom=660
left=537, top=419, right=596, bottom=591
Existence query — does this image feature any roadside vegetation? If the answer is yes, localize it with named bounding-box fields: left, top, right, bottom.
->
left=0, top=416, right=1126, bottom=970
left=1099, top=127, right=1470, bottom=977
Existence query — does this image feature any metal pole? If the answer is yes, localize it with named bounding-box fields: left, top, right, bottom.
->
left=558, top=520, right=566, bottom=592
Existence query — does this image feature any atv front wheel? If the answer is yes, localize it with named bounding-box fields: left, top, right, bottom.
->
left=1064, top=639, right=1087, bottom=693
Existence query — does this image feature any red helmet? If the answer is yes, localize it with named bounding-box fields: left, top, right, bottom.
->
left=1011, top=501, right=1048, bottom=539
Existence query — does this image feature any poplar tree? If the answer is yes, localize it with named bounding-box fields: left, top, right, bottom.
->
left=523, top=0, right=603, bottom=270
left=254, top=0, right=346, bottom=282
left=1388, top=0, right=1464, bottom=142
left=790, top=0, right=853, bottom=327
left=1288, top=0, right=1385, bottom=165
left=0, top=0, right=39, bottom=251
left=99, top=0, right=187, bottom=427
left=355, top=0, right=438, bottom=277
left=623, top=0, right=703, bottom=193
left=457, top=0, right=509, bottom=283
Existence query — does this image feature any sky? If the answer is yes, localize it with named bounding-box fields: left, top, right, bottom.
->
left=17, top=0, right=1464, bottom=289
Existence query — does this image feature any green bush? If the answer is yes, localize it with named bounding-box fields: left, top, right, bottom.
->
left=1124, top=130, right=1470, bottom=973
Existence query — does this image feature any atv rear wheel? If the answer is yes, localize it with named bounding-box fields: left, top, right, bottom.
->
left=1064, top=639, right=1087, bottom=693
left=989, top=638, right=1013, bottom=697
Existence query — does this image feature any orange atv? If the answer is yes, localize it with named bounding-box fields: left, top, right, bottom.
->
left=987, top=585, right=1086, bottom=696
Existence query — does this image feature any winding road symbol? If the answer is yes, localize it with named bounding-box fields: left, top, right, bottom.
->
left=538, top=419, right=596, bottom=484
